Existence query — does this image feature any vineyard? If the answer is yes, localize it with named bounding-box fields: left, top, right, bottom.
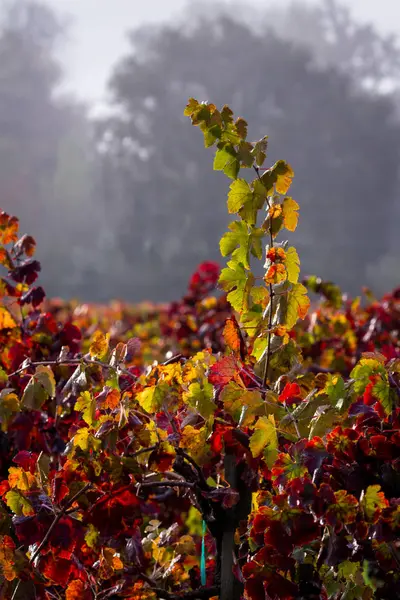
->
left=0, top=99, right=400, bottom=600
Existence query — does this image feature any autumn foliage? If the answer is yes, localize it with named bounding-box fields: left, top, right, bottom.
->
left=0, top=99, right=400, bottom=600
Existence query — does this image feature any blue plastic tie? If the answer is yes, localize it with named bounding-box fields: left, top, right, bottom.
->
left=200, top=518, right=207, bottom=585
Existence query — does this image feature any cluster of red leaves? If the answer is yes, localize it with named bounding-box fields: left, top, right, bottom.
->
left=1, top=212, right=400, bottom=600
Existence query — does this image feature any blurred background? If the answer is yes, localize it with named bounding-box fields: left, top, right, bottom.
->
left=1, top=0, right=400, bottom=302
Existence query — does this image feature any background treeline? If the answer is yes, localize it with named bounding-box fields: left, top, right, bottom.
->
left=1, top=0, right=400, bottom=302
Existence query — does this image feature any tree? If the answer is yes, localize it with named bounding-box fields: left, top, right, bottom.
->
left=99, top=11, right=400, bottom=300
left=268, top=0, right=400, bottom=92
left=0, top=0, right=107, bottom=301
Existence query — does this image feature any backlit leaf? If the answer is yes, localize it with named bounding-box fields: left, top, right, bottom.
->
left=252, top=136, right=268, bottom=167
left=73, top=428, right=101, bottom=452
left=0, top=535, right=17, bottom=581
left=227, top=179, right=253, bottom=213
left=219, top=260, right=254, bottom=313
left=361, top=485, right=389, bottom=524
left=284, top=247, right=300, bottom=284
left=285, top=283, right=310, bottom=329
left=22, top=365, right=55, bottom=410
left=0, top=391, right=19, bottom=432
left=5, top=490, right=34, bottom=516
left=0, top=307, right=17, bottom=330
left=75, top=391, right=96, bottom=426
left=66, top=580, right=92, bottom=600
left=90, top=331, right=109, bottom=359
left=136, top=383, right=169, bottom=414
left=0, top=212, right=19, bottom=244
left=220, top=221, right=264, bottom=269
left=214, top=143, right=240, bottom=179
left=182, top=381, right=216, bottom=418
left=282, top=197, right=299, bottom=232
left=249, top=415, right=278, bottom=467
left=223, top=316, right=245, bottom=357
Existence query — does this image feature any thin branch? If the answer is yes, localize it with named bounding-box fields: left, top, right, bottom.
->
left=8, top=357, right=137, bottom=383
left=11, top=580, right=21, bottom=600
left=29, top=482, right=92, bottom=565
left=138, top=480, right=195, bottom=490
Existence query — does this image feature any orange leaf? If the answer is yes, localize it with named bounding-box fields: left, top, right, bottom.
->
left=223, top=316, right=245, bottom=358
left=103, top=388, right=120, bottom=409
left=0, top=307, right=17, bottom=330
left=8, top=467, right=36, bottom=491
left=0, top=535, right=17, bottom=582
left=0, top=212, right=19, bottom=244
left=66, top=580, right=92, bottom=600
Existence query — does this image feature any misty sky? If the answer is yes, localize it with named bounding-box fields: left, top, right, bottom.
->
left=48, top=0, right=400, bottom=104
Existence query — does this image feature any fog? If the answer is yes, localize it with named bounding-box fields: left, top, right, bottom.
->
left=1, top=0, right=400, bottom=302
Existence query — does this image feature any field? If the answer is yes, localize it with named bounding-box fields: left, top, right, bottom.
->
left=0, top=99, right=400, bottom=600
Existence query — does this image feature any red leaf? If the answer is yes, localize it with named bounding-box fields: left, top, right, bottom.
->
left=279, top=382, right=301, bottom=406
left=208, top=355, right=238, bottom=386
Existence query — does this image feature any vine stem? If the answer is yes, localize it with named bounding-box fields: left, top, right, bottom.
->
left=8, top=357, right=137, bottom=382
left=254, top=165, right=274, bottom=388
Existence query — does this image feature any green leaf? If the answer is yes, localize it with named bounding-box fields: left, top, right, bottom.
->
left=372, top=379, right=392, bottom=415
left=219, top=261, right=254, bottom=313
left=5, top=490, right=34, bottom=516
left=220, top=381, right=263, bottom=425
left=251, top=136, right=268, bottom=167
left=75, top=391, right=96, bottom=426
left=136, top=383, right=169, bottom=414
left=361, top=485, right=388, bottom=523
left=284, top=247, right=300, bottom=284
left=183, top=382, right=216, bottom=419
left=184, top=98, right=200, bottom=117
left=22, top=365, right=56, bottom=410
left=220, top=221, right=264, bottom=269
left=214, top=143, right=240, bottom=179
left=250, top=415, right=278, bottom=467
left=350, top=359, right=387, bottom=394
left=227, top=179, right=253, bottom=213
left=239, top=179, right=267, bottom=226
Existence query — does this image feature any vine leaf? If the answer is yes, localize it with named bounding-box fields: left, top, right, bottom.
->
left=249, top=415, right=278, bottom=467
left=285, top=283, right=310, bottom=329
left=282, top=197, right=300, bottom=232
left=214, top=143, right=240, bottom=179
left=284, top=247, right=300, bottom=284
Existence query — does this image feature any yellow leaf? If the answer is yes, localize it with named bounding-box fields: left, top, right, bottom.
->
left=0, top=392, right=20, bottom=432
left=285, top=283, right=310, bottom=329
left=8, top=467, right=36, bottom=491
left=5, top=490, right=34, bottom=516
left=273, top=161, right=294, bottom=194
left=85, top=524, right=99, bottom=548
left=136, top=383, right=168, bottom=414
left=73, top=428, right=101, bottom=453
left=180, top=426, right=208, bottom=462
left=282, top=197, right=299, bottom=232
left=0, top=307, right=17, bottom=330
left=90, top=331, right=109, bottom=359
left=159, top=363, right=183, bottom=384
left=249, top=415, right=278, bottom=467
left=284, top=247, right=300, bottom=284
left=75, top=391, right=96, bottom=426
